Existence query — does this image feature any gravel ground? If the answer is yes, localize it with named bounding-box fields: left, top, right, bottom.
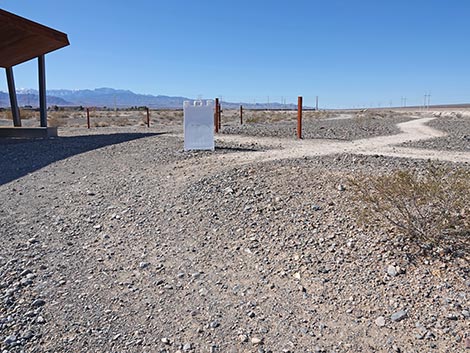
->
left=221, top=111, right=413, bottom=141
left=399, top=113, right=470, bottom=151
left=1, top=125, right=469, bottom=353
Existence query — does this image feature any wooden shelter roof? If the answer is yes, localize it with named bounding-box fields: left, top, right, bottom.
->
left=0, top=9, right=69, bottom=68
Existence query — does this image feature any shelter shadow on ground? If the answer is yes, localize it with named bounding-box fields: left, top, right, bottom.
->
left=0, top=132, right=162, bottom=186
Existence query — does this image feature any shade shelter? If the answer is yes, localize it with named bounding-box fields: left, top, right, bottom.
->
left=0, top=9, right=69, bottom=137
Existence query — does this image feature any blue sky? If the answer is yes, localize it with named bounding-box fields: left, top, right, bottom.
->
left=1, top=0, right=470, bottom=108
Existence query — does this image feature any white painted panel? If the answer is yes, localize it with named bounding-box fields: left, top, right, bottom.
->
left=184, top=100, right=214, bottom=151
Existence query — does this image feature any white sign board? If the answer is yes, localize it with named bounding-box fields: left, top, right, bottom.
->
left=184, top=100, right=214, bottom=151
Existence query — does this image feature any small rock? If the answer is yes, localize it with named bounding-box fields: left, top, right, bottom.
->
left=391, top=310, right=407, bottom=322
left=4, top=335, right=16, bottom=345
left=387, top=265, right=398, bottom=277
left=36, top=316, right=46, bottom=324
left=375, top=316, right=386, bottom=327
left=446, top=313, right=458, bottom=321
left=251, top=337, right=263, bottom=345
left=239, top=334, right=248, bottom=343
left=22, top=331, right=34, bottom=340
left=139, top=262, right=150, bottom=269
left=465, top=337, right=470, bottom=349
left=209, top=321, right=220, bottom=329
left=32, top=299, right=46, bottom=307
left=161, top=337, right=170, bottom=345
left=337, top=184, right=346, bottom=191
left=183, top=343, right=192, bottom=351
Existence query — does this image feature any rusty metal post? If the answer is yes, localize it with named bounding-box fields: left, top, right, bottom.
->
left=240, top=105, right=243, bottom=125
left=297, top=96, right=302, bottom=139
left=146, top=107, right=150, bottom=128
left=214, top=98, right=219, bottom=133
left=218, top=101, right=222, bottom=130
left=86, top=108, right=90, bottom=129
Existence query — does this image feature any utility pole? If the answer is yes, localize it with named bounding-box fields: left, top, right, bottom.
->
left=316, top=96, right=319, bottom=111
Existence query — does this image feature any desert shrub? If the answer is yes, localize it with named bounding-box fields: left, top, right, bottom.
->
left=349, top=164, right=470, bottom=256
left=93, top=121, right=110, bottom=127
left=47, top=114, right=68, bottom=127
left=1, top=109, right=38, bottom=121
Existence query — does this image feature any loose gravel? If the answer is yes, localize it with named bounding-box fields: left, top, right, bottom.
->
left=1, top=121, right=469, bottom=352
left=222, top=111, right=413, bottom=141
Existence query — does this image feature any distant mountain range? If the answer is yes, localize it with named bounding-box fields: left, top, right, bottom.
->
left=0, top=88, right=298, bottom=109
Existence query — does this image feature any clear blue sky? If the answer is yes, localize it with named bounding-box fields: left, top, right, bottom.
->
left=1, top=0, right=470, bottom=108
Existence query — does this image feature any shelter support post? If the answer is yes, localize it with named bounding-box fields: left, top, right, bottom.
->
left=5, top=67, right=21, bottom=127
left=38, top=55, right=47, bottom=127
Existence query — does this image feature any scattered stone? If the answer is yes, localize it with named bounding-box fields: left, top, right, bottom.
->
left=22, top=330, right=34, bottom=340
left=4, top=335, right=16, bottom=345
left=375, top=316, right=386, bottom=327
left=36, top=316, right=46, bottom=324
left=251, top=337, right=263, bottom=345
left=182, top=343, right=192, bottom=351
left=139, top=262, right=150, bottom=269
left=209, top=321, right=220, bottom=329
left=391, top=310, right=407, bottom=322
left=32, top=299, right=46, bottom=307
left=387, top=265, right=398, bottom=277
left=239, top=334, right=248, bottom=343
left=447, top=313, right=458, bottom=321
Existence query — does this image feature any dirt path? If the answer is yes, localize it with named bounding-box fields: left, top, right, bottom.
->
left=210, top=116, right=469, bottom=165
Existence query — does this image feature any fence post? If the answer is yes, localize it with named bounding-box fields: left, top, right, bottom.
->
left=297, top=96, right=302, bottom=139
left=218, top=100, right=222, bottom=130
left=86, top=107, right=90, bottom=129
left=240, top=105, right=243, bottom=125
left=214, top=98, right=219, bottom=133
left=146, top=107, right=150, bottom=128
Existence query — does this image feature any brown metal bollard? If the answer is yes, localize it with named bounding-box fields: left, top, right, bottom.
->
left=240, top=105, right=243, bottom=125
left=218, top=101, right=222, bottom=131
left=297, top=96, right=302, bottom=139
left=86, top=108, right=90, bottom=129
left=214, top=98, right=219, bottom=133
left=146, top=107, right=150, bottom=128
